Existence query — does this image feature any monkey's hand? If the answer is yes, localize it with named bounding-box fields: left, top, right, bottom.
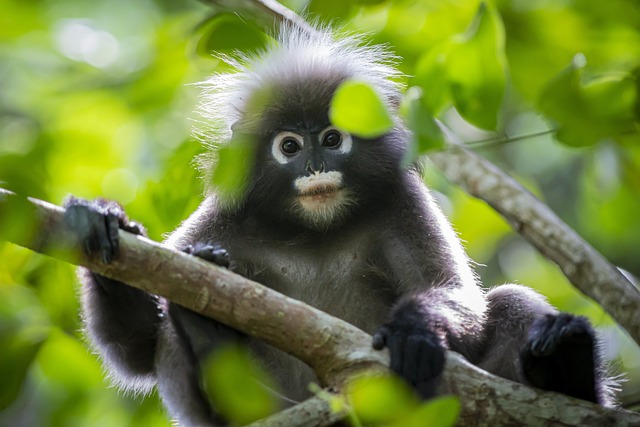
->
left=372, top=310, right=446, bottom=399
left=521, top=313, right=599, bottom=403
left=183, top=241, right=230, bottom=268
left=176, top=242, right=243, bottom=361
left=63, top=197, right=145, bottom=264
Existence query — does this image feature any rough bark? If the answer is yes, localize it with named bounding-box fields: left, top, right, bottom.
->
left=1, top=189, right=639, bottom=427
left=431, top=126, right=640, bottom=347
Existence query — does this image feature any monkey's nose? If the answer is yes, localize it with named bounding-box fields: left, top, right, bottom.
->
left=305, top=160, right=325, bottom=174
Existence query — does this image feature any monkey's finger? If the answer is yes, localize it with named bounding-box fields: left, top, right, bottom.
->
left=388, top=335, right=405, bottom=374
left=401, top=335, right=421, bottom=382
left=106, top=213, right=120, bottom=258
left=372, top=327, right=389, bottom=350
left=211, top=248, right=230, bottom=268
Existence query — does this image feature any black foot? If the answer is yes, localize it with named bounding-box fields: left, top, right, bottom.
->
left=184, top=242, right=230, bottom=268
left=63, top=197, right=144, bottom=264
left=522, top=313, right=600, bottom=403
left=373, top=318, right=445, bottom=398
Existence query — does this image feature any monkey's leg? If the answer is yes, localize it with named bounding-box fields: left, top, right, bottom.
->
left=156, top=242, right=244, bottom=427
left=65, top=198, right=160, bottom=389
left=479, top=284, right=608, bottom=405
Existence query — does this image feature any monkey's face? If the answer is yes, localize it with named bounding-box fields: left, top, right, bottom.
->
left=238, top=78, right=405, bottom=231
left=268, top=125, right=355, bottom=228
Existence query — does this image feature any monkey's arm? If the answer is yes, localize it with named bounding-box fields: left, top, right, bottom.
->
left=65, top=198, right=161, bottom=390
left=371, top=202, right=487, bottom=397
left=373, top=280, right=486, bottom=397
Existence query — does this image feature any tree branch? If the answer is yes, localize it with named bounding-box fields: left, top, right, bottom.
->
left=431, top=126, right=640, bottom=347
left=1, top=189, right=639, bottom=426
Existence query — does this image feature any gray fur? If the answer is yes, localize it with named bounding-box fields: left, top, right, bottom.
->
left=76, top=25, right=614, bottom=427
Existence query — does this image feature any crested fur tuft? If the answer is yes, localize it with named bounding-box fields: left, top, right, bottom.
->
left=193, top=24, right=403, bottom=174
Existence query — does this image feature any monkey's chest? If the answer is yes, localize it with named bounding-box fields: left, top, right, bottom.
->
left=236, top=249, right=393, bottom=334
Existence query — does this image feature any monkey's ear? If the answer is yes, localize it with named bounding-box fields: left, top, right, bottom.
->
left=230, top=120, right=255, bottom=137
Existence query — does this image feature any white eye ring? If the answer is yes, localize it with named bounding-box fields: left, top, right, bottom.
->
left=319, top=127, right=352, bottom=154
left=272, top=131, right=304, bottom=164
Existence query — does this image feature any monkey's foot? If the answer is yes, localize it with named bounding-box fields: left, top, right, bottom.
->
left=522, top=313, right=599, bottom=403
left=373, top=321, right=446, bottom=398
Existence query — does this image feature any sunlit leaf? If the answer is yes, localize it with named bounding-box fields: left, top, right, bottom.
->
left=0, top=192, right=38, bottom=246
left=413, top=44, right=452, bottom=115
left=329, top=80, right=394, bottom=139
left=538, top=55, right=637, bottom=147
left=353, top=0, right=388, bottom=5
left=582, top=75, right=636, bottom=126
left=37, top=328, right=103, bottom=390
left=0, top=333, right=45, bottom=409
left=634, top=68, right=640, bottom=121
left=394, top=396, right=461, bottom=427
left=538, top=54, right=595, bottom=147
left=0, top=285, right=50, bottom=410
left=347, top=373, right=419, bottom=425
left=446, top=2, right=507, bottom=130
left=400, top=87, right=445, bottom=164
left=211, top=134, right=257, bottom=204
left=196, top=14, right=269, bottom=54
left=306, top=0, right=354, bottom=20
left=203, top=345, right=278, bottom=425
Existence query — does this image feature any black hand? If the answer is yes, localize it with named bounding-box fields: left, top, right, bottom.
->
left=64, top=203, right=120, bottom=264
left=184, top=241, right=231, bottom=268
left=373, top=321, right=446, bottom=398
left=63, top=197, right=144, bottom=265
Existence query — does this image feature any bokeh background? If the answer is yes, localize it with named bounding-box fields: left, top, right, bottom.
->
left=1, top=0, right=639, bottom=425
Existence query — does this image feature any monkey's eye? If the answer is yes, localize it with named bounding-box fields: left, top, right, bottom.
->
left=319, top=127, right=352, bottom=154
left=281, top=138, right=302, bottom=156
left=322, top=130, right=342, bottom=148
left=272, top=131, right=304, bottom=164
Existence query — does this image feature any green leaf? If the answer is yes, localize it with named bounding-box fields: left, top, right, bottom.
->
left=445, top=2, right=507, bottom=130
left=306, top=0, right=354, bottom=20
left=413, top=44, right=453, bottom=115
left=203, top=345, right=278, bottom=425
left=537, top=54, right=593, bottom=147
left=210, top=134, right=257, bottom=204
left=347, top=374, right=419, bottom=425
left=37, top=328, right=103, bottom=390
left=400, top=87, right=445, bottom=164
left=395, top=396, right=461, bottom=427
left=582, top=75, right=636, bottom=126
left=0, top=193, right=38, bottom=245
left=538, top=56, right=637, bottom=147
left=196, top=14, right=269, bottom=55
left=0, top=285, right=50, bottom=410
left=329, top=80, right=394, bottom=139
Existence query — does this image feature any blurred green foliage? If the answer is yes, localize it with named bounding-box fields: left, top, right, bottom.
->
left=1, top=0, right=639, bottom=425
left=202, top=345, right=279, bottom=425
left=346, top=374, right=460, bottom=427
left=329, top=80, right=394, bottom=138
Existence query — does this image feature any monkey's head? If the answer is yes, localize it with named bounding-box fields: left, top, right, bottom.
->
left=197, top=25, right=408, bottom=231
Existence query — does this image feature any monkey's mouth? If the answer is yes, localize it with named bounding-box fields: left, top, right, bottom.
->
left=298, top=184, right=342, bottom=202
left=294, top=171, right=344, bottom=204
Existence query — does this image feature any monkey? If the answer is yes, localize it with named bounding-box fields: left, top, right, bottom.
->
left=63, top=25, right=615, bottom=427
